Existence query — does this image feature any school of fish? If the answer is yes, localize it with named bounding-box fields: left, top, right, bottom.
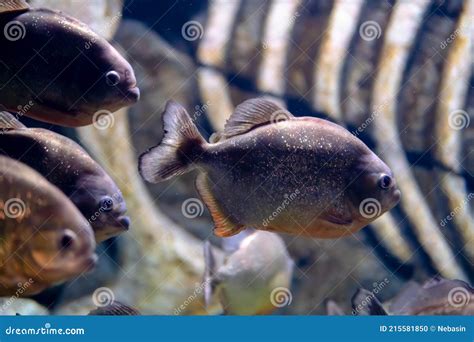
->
left=0, top=0, right=470, bottom=317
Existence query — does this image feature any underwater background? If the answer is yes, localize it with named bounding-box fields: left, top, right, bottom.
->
left=0, top=0, right=472, bottom=315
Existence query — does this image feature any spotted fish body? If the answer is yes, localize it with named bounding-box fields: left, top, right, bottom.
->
left=0, top=156, right=96, bottom=296
left=193, top=0, right=473, bottom=279
left=140, top=98, right=400, bottom=238
left=0, top=0, right=139, bottom=127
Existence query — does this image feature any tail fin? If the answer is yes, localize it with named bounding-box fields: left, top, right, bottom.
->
left=203, top=240, right=217, bottom=308
left=139, top=101, right=206, bottom=183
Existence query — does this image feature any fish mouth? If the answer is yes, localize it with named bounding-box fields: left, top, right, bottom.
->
left=392, top=189, right=401, bottom=205
left=124, top=86, right=140, bottom=103
left=94, top=216, right=130, bottom=243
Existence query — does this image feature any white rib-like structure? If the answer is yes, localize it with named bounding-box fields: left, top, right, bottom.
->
left=197, top=0, right=241, bottom=67
left=371, top=0, right=466, bottom=280
left=257, top=0, right=301, bottom=96
left=433, top=0, right=474, bottom=262
left=197, top=0, right=241, bottom=131
left=197, top=67, right=234, bottom=131
left=313, top=0, right=364, bottom=122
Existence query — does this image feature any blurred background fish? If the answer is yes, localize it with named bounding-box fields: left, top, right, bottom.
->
left=0, top=156, right=97, bottom=296
left=0, top=112, right=130, bottom=243
left=204, top=230, right=294, bottom=315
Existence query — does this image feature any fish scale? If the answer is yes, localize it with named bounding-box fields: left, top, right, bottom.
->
left=195, top=0, right=473, bottom=280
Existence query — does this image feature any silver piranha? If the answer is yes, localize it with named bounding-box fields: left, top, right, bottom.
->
left=203, top=230, right=294, bottom=315
left=0, top=156, right=97, bottom=296
left=139, top=98, right=400, bottom=238
left=0, top=0, right=139, bottom=127
left=0, top=112, right=130, bottom=243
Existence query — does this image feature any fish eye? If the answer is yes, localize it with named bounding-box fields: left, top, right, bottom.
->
left=378, top=174, right=392, bottom=189
left=105, top=71, right=121, bottom=86
left=99, top=196, right=114, bottom=212
left=59, top=230, right=77, bottom=250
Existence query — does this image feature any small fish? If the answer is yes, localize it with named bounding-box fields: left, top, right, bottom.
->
left=0, top=0, right=139, bottom=127
left=0, top=112, right=130, bottom=243
left=139, top=98, right=401, bottom=238
left=351, top=288, right=388, bottom=316
left=203, top=230, right=294, bottom=315
left=0, top=156, right=97, bottom=296
left=389, top=277, right=474, bottom=315
left=89, top=301, right=140, bottom=316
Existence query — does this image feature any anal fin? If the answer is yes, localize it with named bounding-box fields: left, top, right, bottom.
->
left=196, top=173, right=244, bottom=237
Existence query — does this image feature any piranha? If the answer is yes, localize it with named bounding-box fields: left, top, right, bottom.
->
left=0, top=112, right=130, bottom=243
left=0, top=0, right=139, bottom=127
left=349, top=277, right=474, bottom=316
left=89, top=301, right=140, bottom=316
left=388, top=277, right=474, bottom=315
left=139, top=98, right=401, bottom=238
left=0, top=156, right=97, bottom=296
left=203, top=230, right=294, bottom=315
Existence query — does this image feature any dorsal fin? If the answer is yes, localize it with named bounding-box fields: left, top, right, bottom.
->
left=221, top=98, right=294, bottom=139
left=0, top=0, right=29, bottom=14
left=0, top=112, right=26, bottom=129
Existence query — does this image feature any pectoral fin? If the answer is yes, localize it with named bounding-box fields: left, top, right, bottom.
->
left=321, top=209, right=353, bottom=226
left=195, top=173, right=244, bottom=237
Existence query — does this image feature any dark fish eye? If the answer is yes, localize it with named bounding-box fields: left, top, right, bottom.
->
left=378, top=174, right=392, bottom=189
left=59, top=231, right=76, bottom=250
left=105, top=71, right=121, bottom=86
left=99, top=196, right=114, bottom=212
